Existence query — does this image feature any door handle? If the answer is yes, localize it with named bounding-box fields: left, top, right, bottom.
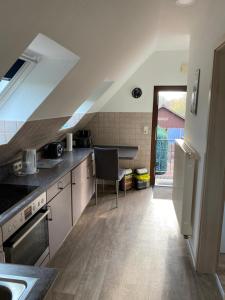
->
left=57, top=181, right=64, bottom=190
left=47, top=206, right=53, bottom=221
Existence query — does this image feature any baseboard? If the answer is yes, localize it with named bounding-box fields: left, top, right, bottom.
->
left=215, top=273, right=225, bottom=300
left=186, top=238, right=197, bottom=270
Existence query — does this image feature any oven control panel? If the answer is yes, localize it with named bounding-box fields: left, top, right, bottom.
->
left=2, top=192, right=47, bottom=242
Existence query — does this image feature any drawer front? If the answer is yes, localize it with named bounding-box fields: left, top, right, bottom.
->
left=47, top=172, right=71, bottom=202
left=72, top=158, right=89, bottom=185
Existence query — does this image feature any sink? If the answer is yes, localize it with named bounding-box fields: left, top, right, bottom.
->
left=0, top=285, right=12, bottom=300
left=0, top=274, right=38, bottom=300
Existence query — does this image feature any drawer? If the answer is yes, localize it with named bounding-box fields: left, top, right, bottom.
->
left=47, top=172, right=71, bottom=202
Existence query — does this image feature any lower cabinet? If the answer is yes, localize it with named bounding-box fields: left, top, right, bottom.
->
left=48, top=184, right=72, bottom=259
left=71, top=155, right=94, bottom=226
left=47, top=155, right=94, bottom=259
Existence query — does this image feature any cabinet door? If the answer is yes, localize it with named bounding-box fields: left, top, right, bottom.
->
left=71, top=155, right=94, bottom=226
left=48, top=184, right=72, bottom=259
left=87, top=160, right=94, bottom=202
left=72, top=181, right=83, bottom=225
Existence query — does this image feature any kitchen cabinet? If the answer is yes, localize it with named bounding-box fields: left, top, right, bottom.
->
left=71, top=155, right=94, bottom=226
left=47, top=178, right=72, bottom=259
left=47, top=172, right=71, bottom=202
left=86, top=155, right=94, bottom=201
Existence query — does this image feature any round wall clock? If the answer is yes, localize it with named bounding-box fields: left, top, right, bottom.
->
left=132, top=87, right=142, bottom=99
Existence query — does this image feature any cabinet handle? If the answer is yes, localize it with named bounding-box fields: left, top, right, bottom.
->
left=57, top=181, right=64, bottom=190
left=47, top=205, right=53, bottom=221
left=72, top=182, right=76, bottom=185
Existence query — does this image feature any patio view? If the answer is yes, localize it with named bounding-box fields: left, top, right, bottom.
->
left=155, top=91, right=187, bottom=186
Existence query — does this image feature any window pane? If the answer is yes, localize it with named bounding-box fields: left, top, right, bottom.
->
left=0, top=79, right=10, bottom=94
left=4, top=59, right=26, bottom=80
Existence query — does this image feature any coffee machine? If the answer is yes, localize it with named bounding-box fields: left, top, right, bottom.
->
left=74, top=130, right=92, bottom=148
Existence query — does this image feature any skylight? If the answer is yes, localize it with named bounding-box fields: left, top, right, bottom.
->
left=0, top=33, right=80, bottom=145
left=0, top=55, right=38, bottom=111
left=60, top=80, right=114, bottom=130
left=0, top=80, right=9, bottom=94
left=0, top=59, right=26, bottom=98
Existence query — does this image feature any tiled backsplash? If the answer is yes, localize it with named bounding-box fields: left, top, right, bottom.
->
left=85, top=112, right=152, bottom=171
left=0, top=120, right=24, bottom=145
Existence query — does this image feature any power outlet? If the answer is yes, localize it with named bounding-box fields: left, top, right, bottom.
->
left=13, top=161, right=22, bottom=173
left=144, top=126, right=149, bottom=135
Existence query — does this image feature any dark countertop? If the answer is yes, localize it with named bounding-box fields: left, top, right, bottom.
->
left=0, top=148, right=93, bottom=226
left=0, top=263, right=58, bottom=300
left=94, top=145, right=139, bottom=160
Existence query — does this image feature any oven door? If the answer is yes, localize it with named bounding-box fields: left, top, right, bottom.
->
left=3, top=208, right=49, bottom=266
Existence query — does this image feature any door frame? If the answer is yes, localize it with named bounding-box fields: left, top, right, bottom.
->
left=196, top=41, right=225, bottom=273
left=150, top=85, right=187, bottom=186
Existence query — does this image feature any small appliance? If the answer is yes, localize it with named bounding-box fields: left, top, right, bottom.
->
left=0, top=190, right=50, bottom=266
left=21, top=149, right=37, bottom=175
left=74, top=130, right=92, bottom=148
left=43, top=142, right=64, bottom=159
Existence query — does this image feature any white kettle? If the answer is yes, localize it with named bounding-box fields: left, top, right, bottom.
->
left=22, top=149, right=37, bottom=175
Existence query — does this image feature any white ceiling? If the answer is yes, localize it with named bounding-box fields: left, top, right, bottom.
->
left=0, top=0, right=195, bottom=120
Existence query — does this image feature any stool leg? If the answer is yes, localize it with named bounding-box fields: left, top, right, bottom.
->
left=116, top=180, right=119, bottom=208
left=95, top=178, right=98, bottom=205
left=102, top=179, right=105, bottom=194
left=124, top=181, right=126, bottom=197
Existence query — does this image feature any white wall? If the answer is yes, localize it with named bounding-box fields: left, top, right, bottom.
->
left=100, top=50, right=188, bottom=112
left=184, top=0, right=225, bottom=261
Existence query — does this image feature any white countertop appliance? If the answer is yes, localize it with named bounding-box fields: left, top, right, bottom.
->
left=21, top=149, right=37, bottom=175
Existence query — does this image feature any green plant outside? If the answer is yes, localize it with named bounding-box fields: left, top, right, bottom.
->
left=156, top=127, right=168, bottom=174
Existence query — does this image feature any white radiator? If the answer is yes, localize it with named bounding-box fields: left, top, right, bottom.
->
left=172, top=139, right=198, bottom=237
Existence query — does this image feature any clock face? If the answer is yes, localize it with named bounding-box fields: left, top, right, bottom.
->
left=132, top=87, right=142, bottom=99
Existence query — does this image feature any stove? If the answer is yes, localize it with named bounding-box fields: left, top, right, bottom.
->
left=0, top=184, right=38, bottom=214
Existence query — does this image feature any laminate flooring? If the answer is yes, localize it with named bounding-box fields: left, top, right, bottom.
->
left=153, top=186, right=173, bottom=200
left=45, top=188, right=221, bottom=300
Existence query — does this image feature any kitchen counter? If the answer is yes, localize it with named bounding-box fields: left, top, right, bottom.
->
left=0, top=148, right=93, bottom=226
left=0, top=145, right=138, bottom=226
left=94, top=145, right=139, bottom=160
left=0, top=263, right=58, bottom=300
left=0, top=145, right=138, bottom=297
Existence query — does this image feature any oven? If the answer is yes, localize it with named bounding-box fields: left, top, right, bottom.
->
left=3, top=207, right=50, bottom=266
left=3, top=208, right=49, bottom=265
left=0, top=192, right=50, bottom=266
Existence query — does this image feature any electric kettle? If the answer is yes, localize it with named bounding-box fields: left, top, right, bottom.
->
left=21, top=149, right=37, bottom=175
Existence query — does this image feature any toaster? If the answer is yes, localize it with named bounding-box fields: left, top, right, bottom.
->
left=43, top=142, right=64, bottom=159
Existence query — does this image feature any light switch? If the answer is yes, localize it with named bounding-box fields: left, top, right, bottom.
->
left=144, top=126, right=149, bottom=135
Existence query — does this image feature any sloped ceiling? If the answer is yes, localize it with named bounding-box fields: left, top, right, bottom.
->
left=0, top=0, right=195, bottom=122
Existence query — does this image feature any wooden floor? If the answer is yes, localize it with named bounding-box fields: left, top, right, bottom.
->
left=153, top=186, right=173, bottom=200
left=46, top=188, right=221, bottom=300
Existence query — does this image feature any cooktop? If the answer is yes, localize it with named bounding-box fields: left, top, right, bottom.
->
left=0, top=184, right=39, bottom=214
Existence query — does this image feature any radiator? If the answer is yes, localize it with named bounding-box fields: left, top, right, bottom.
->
left=172, top=139, right=198, bottom=237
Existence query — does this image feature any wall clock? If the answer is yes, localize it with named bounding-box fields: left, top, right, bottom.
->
left=131, top=87, right=142, bottom=99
